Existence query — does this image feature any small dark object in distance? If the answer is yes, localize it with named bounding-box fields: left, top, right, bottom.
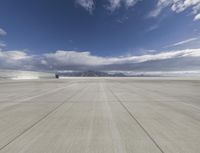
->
left=55, top=74, right=59, bottom=79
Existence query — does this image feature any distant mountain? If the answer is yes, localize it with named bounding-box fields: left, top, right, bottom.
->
left=56, top=70, right=127, bottom=77
left=55, top=70, right=200, bottom=78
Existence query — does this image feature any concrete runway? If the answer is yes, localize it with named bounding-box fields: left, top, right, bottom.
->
left=0, top=77, right=200, bottom=153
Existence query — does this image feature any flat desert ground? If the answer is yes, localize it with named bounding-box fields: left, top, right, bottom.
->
left=0, top=77, right=200, bottom=153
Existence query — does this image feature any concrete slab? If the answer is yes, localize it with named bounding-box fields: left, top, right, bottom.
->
left=0, top=78, right=200, bottom=153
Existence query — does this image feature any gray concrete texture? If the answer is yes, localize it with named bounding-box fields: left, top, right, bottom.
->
left=0, top=77, right=200, bottom=153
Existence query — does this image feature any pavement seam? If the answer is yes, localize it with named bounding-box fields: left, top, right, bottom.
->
left=0, top=83, right=87, bottom=152
left=1, top=81, right=78, bottom=104
left=0, top=81, right=82, bottom=114
left=119, top=81, right=200, bottom=112
left=108, top=84, right=165, bottom=153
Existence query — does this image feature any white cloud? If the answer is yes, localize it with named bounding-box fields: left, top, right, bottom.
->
left=194, top=13, right=200, bottom=20
left=44, top=51, right=109, bottom=66
left=149, top=0, right=200, bottom=20
left=0, top=48, right=200, bottom=71
left=0, top=28, right=7, bottom=36
left=4, top=0, right=199, bottom=19
left=165, top=37, right=199, bottom=48
left=149, top=0, right=172, bottom=17
left=125, top=0, right=138, bottom=7
left=76, top=0, right=95, bottom=14
left=107, top=0, right=139, bottom=11
left=107, top=0, right=122, bottom=11
left=147, top=24, right=159, bottom=32
left=75, top=0, right=140, bottom=12
left=0, top=42, right=6, bottom=48
left=111, top=49, right=200, bottom=64
left=0, top=51, right=30, bottom=60
left=45, top=49, right=192, bottom=66
left=0, top=51, right=34, bottom=70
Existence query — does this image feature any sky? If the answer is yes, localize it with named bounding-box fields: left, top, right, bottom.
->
left=0, top=0, right=200, bottom=72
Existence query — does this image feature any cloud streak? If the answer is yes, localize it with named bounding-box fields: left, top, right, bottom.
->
left=0, top=49, right=200, bottom=72
left=165, top=37, right=199, bottom=48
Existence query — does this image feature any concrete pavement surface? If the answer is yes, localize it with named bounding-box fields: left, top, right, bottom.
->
left=0, top=77, right=200, bottom=153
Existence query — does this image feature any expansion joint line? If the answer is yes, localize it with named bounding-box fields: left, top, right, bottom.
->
left=0, top=84, right=87, bottom=151
left=108, top=86, right=165, bottom=153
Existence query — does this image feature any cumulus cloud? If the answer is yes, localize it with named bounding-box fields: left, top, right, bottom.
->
left=75, top=0, right=95, bottom=14
left=149, top=0, right=200, bottom=20
left=0, top=51, right=34, bottom=70
left=44, top=51, right=109, bottom=66
left=0, top=51, right=30, bottom=60
left=0, top=28, right=7, bottom=36
left=0, top=49, right=200, bottom=71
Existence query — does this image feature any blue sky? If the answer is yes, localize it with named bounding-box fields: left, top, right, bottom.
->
left=0, top=0, right=200, bottom=72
